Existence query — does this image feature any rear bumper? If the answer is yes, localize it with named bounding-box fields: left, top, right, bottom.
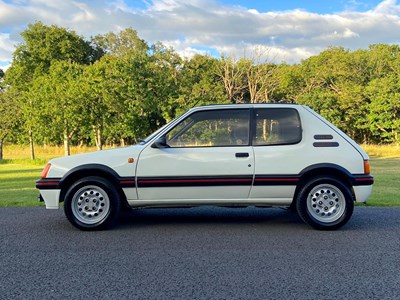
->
left=353, top=185, right=373, bottom=203
left=351, top=174, right=373, bottom=203
left=352, top=174, right=374, bottom=186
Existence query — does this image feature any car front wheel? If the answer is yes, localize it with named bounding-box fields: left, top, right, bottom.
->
left=296, top=176, right=354, bottom=230
left=64, top=176, right=121, bottom=230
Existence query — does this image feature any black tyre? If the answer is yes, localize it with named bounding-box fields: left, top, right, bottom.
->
left=64, top=176, right=121, bottom=230
left=296, top=176, right=354, bottom=230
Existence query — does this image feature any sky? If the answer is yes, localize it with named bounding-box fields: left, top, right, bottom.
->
left=1, top=0, right=400, bottom=70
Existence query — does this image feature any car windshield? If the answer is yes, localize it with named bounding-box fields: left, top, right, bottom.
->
left=139, top=123, right=169, bottom=145
left=139, top=110, right=189, bottom=145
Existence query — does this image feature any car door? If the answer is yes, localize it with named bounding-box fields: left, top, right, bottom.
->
left=136, top=108, right=255, bottom=201
left=249, top=108, right=303, bottom=202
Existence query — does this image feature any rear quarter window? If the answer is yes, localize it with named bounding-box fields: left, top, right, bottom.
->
left=253, top=108, right=302, bottom=146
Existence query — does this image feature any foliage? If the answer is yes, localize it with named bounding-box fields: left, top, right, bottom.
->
left=6, top=21, right=92, bottom=88
left=3, top=22, right=400, bottom=153
left=30, top=61, right=86, bottom=155
left=4, top=22, right=96, bottom=159
left=172, top=54, right=228, bottom=118
left=0, top=89, right=21, bottom=159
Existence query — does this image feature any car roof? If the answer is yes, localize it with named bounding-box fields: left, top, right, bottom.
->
left=188, top=103, right=302, bottom=112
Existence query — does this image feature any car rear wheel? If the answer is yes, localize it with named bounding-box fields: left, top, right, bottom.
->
left=64, top=176, right=121, bottom=230
left=296, top=176, right=354, bottom=230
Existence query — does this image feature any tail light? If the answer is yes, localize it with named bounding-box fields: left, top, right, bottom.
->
left=41, top=163, right=51, bottom=179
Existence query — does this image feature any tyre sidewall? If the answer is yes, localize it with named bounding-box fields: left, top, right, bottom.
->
left=296, top=176, right=354, bottom=230
left=64, top=176, right=121, bottom=231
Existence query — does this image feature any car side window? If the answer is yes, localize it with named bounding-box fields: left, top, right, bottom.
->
left=253, top=108, right=302, bottom=146
left=166, top=109, right=250, bottom=147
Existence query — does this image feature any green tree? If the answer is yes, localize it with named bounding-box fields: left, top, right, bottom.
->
left=366, top=75, right=400, bottom=144
left=81, top=56, right=125, bottom=149
left=83, top=28, right=159, bottom=147
left=91, top=28, right=147, bottom=58
left=85, top=31, right=183, bottom=146
left=294, top=47, right=366, bottom=138
left=146, top=42, right=181, bottom=125
left=364, top=44, right=400, bottom=144
left=30, top=61, right=86, bottom=155
left=0, top=89, right=21, bottom=159
left=270, top=63, right=301, bottom=103
left=172, top=54, right=227, bottom=118
left=4, top=21, right=94, bottom=158
left=7, top=21, right=92, bottom=83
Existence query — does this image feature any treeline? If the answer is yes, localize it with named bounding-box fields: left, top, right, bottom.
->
left=1, top=22, right=399, bottom=159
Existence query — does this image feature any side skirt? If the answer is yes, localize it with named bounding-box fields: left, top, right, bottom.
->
left=127, top=198, right=293, bottom=209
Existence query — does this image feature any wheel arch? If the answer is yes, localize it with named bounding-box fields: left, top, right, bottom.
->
left=58, top=164, right=130, bottom=209
left=293, top=163, right=355, bottom=204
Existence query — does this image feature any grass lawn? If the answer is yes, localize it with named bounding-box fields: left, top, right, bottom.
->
left=366, top=158, right=400, bottom=206
left=0, top=162, right=44, bottom=207
left=0, top=156, right=399, bottom=207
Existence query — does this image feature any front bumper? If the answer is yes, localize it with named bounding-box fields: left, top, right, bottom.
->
left=36, top=178, right=61, bottom=209
left=38, top=189, right=61, bottom=209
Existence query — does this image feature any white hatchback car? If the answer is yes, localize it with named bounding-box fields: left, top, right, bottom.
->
left=37, top=104, right=373, bottom=230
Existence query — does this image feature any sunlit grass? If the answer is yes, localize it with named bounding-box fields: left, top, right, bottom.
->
left=365, top=157, right=400, bottom=206
left=361, top=144, right=400, bottom=158
left=0, top=163, right=43, bottom=207
left=0, top=144, right=399, bottom=207
left=0, top=144, right=105, bottom=207
left=3, top=144, right=101, bottom=161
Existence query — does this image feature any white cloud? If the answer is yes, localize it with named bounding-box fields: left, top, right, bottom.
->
left=0, top=0, right=400, bottom=70
left=372, top=0, right=400, bottom=14
left=0, top=33, right=16, bottom=70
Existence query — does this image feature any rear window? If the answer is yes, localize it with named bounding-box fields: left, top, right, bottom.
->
left=253, top=108, right=302, bottom=146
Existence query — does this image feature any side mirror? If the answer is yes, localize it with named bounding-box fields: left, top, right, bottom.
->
left=151, top=136, right=170, bottom=149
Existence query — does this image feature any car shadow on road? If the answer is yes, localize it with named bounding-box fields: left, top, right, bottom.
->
left=117, top=206, right=305, bottom=229
left=115, top=206, right=400, bottom=232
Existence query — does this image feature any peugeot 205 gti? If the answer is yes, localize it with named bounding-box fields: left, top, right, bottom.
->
left=37, top=104, right=373, bottom=230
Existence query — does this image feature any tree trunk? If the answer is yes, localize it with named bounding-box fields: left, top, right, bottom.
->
left=97, top=128, right=103, bottom=150
left=0, top=139, right=3, bottom=160
left=263, top=119, right=268, bottom=142
left=64, top=130, right=71, bottom=156
left=63, top=119, right=70, bottom=156
left=29, top=129, right=35, bottom=160
left=93, top=125, right=103, bottom=150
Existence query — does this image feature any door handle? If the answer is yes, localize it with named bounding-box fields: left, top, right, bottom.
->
left=235, top=152, right=249, bottom=158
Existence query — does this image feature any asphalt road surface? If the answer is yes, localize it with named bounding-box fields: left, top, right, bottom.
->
left=0, top=206, right=399, bottom=300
